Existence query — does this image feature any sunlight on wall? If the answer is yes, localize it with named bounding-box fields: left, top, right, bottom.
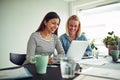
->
left=78, top=3, right=120, bottom=55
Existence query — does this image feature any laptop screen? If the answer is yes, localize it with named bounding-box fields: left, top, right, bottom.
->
left=66, top=40, right=89, bottom=62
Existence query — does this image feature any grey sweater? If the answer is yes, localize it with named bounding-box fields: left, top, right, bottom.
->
left=25, top=32, right=65, bottom=64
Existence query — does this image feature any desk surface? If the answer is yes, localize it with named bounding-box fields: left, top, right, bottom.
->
left=0, top=64, right=79, bottom=80
left=81, top=56, right=120, bottom=69
left=74, top=56, right=120, bottom=80
left=0, top=56, right=120, bottom=80
left=23, top=64, right=79, bottom=80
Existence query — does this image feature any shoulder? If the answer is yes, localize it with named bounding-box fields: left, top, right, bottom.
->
left=80, top=33, right=86, bottom=38
left=53, top=34, right=58, bottom=38
left=59, top=33, right=68, bottom=39
left=31, top=32, right=39, bottom=36
left=29, top=32, right=40, bottom=40
left=52, top=34, right=59, bottom=44
left=78, top=33, right=87, bottom=40
left=59, top=33, right=70, bottom=43
left=30, top=32, right=40, bottom=37
left=52, top=34, right=59, bottom=40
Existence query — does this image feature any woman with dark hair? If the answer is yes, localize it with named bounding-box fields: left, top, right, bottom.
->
left=25, top=12, right=65, bottom=64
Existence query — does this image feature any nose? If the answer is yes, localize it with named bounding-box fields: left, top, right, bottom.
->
left=71, top=26, right=75, bottom=30
left=54, top=24, right=59, bottom=28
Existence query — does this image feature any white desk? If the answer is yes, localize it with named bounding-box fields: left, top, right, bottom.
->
left=74, top=56, right=120, bottom=80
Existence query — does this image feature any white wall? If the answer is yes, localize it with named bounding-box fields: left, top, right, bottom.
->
left=0, top=0, right=69, bottom=68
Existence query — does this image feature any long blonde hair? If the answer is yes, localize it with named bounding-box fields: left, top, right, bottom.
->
left=66, top=15, right=81, bottom=36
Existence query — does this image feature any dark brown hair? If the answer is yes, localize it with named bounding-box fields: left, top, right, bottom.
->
left=36, top=12, right=60, bottom=35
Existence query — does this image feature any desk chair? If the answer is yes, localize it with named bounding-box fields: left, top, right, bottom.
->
left=10, top=53, right=26, bottom=66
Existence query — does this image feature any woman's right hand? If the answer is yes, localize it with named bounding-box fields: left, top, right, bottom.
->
left=48, top=58, right=54, bottom=64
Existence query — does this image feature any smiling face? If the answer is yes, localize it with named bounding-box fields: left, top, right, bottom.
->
left=68, top=20, right=79, bottom=36
left=44, top=18, right=59, bottom=34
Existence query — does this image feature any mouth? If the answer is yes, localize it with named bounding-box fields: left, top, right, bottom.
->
left=51, top=28, right=56, bottom=32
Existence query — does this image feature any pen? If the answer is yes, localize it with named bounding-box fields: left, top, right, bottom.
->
left=47, top=65, right=58, bottom=68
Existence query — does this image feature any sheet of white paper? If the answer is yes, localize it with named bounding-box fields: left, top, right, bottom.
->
left=0, top=67, right=32, bottom=80
left=74, top=75, right=112, bottom=80
left=77, top=57, right=109, bottom=65
left=75, top=67, right=120, bottom=80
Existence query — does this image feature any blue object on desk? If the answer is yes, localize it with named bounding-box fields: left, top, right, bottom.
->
left=0, top=67, right=32, bottom=80
left=47, top=65, right=58, bottom=68
left=82, top=56, right=93, bottom=59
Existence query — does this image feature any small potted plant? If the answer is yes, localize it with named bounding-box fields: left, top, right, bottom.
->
left=91, top=39, right=98, bottom=50
left=103, top=31, right=120, bottom=55
left=90, top=39, right=99, bottom=58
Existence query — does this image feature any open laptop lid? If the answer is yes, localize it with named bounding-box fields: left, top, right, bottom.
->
left=66, top=40, right=89, bottom=62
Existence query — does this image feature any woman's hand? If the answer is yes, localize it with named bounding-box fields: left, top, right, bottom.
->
left=48, top=58, right=54, bottom=64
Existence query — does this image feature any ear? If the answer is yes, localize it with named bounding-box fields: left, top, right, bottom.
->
left=43, top=20, right=47, bottom=26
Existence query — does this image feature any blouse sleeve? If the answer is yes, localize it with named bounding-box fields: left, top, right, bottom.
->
left=53, top=34, right=65, bottom=62
left=80, top=34, right=92, bottom=56
left=26, top=33, right=36, bottom=61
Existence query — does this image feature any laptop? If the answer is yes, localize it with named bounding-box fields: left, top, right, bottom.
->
left=66, top=40, right=89, bottom=63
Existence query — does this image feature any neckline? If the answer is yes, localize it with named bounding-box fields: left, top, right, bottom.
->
left=38, top=32, right=53, bottom=41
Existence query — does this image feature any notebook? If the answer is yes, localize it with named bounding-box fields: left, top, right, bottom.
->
left=66, top=40, right=89, bottom=62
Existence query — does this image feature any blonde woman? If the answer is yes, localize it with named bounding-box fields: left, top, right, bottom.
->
left=59, top=15, right=92, bottom=56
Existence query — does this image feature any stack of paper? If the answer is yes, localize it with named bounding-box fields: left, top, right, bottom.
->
left=78, top=57, right=109, bottom=65
left=74, top=67, right=120, bottom=80
left=0, top=67, right=32, bottom=80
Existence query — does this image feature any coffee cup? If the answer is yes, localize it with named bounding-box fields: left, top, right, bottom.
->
left=111, top=50, right=119, bottom=62
left=30, top=55, right=49, bottom=74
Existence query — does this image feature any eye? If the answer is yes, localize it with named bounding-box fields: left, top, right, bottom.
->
left=52, top=22, right=59, bottom=26
left=75, top=25, right=77, bottom=27
left=52, top=22, right=56, bottom=25
left=75, top=24, right=79, bottom=28
left=69, top=24, right=73, bottom=27
left=57, top=23, right=59, bottom=26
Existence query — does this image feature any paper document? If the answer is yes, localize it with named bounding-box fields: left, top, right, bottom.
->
left=78, top=57, right=109, bottom=65
left=74, top=75, right=112, bottom=80
left=79, top=67, right=120, bottom=80
left=0, top=67, right=32, bottom=80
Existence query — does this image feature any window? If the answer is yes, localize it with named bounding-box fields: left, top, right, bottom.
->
left=77, top=3, right=120, bottom=55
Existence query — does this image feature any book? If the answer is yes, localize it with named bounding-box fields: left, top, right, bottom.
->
left=0, top=67, right=32, bottom=80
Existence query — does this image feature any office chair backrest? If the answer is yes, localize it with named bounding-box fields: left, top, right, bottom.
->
left=10, top=53, right=26, bottom=65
